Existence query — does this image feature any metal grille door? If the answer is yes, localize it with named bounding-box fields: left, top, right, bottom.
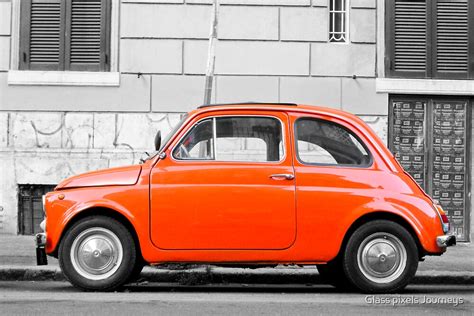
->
left=389, top=97, right=471, bottom=241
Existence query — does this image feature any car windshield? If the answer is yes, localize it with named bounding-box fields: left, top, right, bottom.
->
left=144, top=114, right=189, bottom=161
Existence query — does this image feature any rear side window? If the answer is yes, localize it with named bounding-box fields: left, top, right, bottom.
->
left=295, top=118, right=371, bottom=166
left=173, top=116, right=284, bottom=162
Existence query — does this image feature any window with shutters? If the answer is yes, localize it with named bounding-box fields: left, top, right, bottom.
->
left=386, top=0, right=474, bottom=79
left=19, top=0, right=111, bottom=72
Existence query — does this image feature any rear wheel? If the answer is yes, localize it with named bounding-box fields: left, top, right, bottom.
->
left=59, top=216, right=137, bottom=291
left=343, top=220, right=418, bottom=293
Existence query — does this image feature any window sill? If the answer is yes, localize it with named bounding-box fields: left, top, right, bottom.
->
left=376, top=78, right=474, bottom=96
left=7, top=71, right=120, bottom=86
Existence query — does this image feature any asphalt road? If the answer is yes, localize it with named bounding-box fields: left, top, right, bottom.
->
left=0, top=282, right=472, bottom=315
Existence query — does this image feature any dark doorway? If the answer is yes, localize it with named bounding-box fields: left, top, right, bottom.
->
left=18, top=184, right=56, bottom=235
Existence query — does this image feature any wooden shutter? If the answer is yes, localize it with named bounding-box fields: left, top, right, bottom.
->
left=20, top=0, right=66, bottom=71
left=387, top=0, right=429, bottom=78
left=20, top=0, right=110, bottom=72
left=433, top=0, right=470, bottom=78
left=66, top=0, right=110, bottom=71
left=387, top=0, right=473, bottom=79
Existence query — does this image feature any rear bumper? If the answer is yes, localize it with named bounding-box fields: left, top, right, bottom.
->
left=35, top=233, right=48, bottom=265
left=436, top=234, right=456, bottom=248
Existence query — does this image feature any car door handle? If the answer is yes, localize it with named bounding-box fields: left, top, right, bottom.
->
left=269, top=174, right=295, bottom=180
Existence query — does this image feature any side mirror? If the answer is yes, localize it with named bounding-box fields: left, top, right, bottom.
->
left=154, top=130, right=161, bottom=151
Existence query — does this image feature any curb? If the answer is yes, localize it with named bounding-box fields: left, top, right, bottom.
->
left=1, top=266, right=472, bottom=285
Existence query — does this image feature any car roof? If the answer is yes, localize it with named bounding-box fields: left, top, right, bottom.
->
left=189, top=102, right=361, bottom=123
left=197, top=102, right=298, bottom=109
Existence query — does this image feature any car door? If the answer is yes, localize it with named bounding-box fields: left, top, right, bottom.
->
left=150, top=111, right=296, bottom=250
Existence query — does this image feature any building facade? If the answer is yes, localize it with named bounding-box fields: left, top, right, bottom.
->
left=0, top=0, right=472, bottom=241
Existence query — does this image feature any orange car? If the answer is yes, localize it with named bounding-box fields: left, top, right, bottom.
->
left=36, top=103, right=455, bottom=293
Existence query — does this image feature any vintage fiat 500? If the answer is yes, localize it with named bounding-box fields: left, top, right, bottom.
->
left=37, top=103, right=455, bottom=293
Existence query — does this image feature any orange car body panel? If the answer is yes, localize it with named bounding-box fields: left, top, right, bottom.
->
left=150, top=111, right=297, bottom=250
left=56, top=165, right=142, bottom=189
left=44, top=104, right=447, bottom=264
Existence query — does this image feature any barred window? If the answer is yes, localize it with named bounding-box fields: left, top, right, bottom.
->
left=329, top=0, right=348, bottom=43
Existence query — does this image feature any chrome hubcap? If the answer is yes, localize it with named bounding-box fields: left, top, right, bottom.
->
left=357, top=232, right=407, bottom=284
left=70, top=227, right=123, bottom=280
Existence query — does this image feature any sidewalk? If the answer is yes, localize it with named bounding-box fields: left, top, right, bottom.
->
left=1, top=235, right=473, bottom=284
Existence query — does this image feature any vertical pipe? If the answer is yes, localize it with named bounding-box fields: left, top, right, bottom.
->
left=203, top=0, right=220, bottom=105
left=30, top=190, right=34, bottom=235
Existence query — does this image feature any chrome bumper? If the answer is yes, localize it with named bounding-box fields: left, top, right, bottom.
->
left=436, top=234, right=456, bottom=248
left=35, top=233, right=48, bottom=265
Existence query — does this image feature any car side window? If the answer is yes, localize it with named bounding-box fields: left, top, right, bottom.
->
left=173, top=116, right=284, bottom=162
left=173, top=119, right=214, bottom=160
left=216, top=117, right=283, bottom=162
left=295, top=118, right=371, bottom=166
left=296, top=140, right=337, bottom=164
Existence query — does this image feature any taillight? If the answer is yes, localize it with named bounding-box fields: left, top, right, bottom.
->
left=433, top=203, right=450, bottom=234
left=440, top=214, right=450, bottom=233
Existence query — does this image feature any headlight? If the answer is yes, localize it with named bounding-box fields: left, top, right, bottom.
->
left=39, top=219, right=46, bottom=232
left=42, top=195, right=46, bottom=215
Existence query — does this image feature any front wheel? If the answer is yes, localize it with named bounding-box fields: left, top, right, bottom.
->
left=343, top=220, right=418, bottom=293
left=59, top=216, right=137, bottom=291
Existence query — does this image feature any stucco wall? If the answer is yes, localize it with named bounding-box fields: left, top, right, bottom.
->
left=0, top=0, right=391, bottom=234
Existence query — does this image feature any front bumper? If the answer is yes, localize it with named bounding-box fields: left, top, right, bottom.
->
left=35, top=233, right=48, bottom=265
left=436, top=234, right=456, bottom=248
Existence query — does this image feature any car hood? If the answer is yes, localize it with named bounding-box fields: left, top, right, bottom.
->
left=56, top=165, right=142, bottom=190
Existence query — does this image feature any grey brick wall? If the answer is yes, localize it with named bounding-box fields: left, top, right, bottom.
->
left=0, top=0, right=387, bottom=114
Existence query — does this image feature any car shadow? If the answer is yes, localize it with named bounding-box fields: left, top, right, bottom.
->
left=122, top=282, right=474, bottom=294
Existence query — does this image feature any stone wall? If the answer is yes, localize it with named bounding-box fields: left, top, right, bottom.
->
left=0, top=112, right=183, bottom=233
left=0, top=111, right=387, bottom=234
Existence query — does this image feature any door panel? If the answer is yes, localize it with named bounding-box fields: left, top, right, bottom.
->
left=150, top=112, right=296, bottom=250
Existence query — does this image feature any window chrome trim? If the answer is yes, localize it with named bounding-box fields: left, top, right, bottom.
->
left=213, top=117, right=218, bottom=161
left=170, top=114, right=287, bottom=164
left=294, top=117, right=374, bottom=168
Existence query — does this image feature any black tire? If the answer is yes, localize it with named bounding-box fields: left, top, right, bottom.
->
left=59, top=216, right=137, bottom=291
left=343, top=220, right=418, bottom=293
left=317, top=257, right=354, bottom=291
left=127, top=260, right=145, bottom=284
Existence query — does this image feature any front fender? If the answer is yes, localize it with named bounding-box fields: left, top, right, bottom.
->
left=46, top=199, right=136, bottom=254
left=44, top=185, right=149, bottom=255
